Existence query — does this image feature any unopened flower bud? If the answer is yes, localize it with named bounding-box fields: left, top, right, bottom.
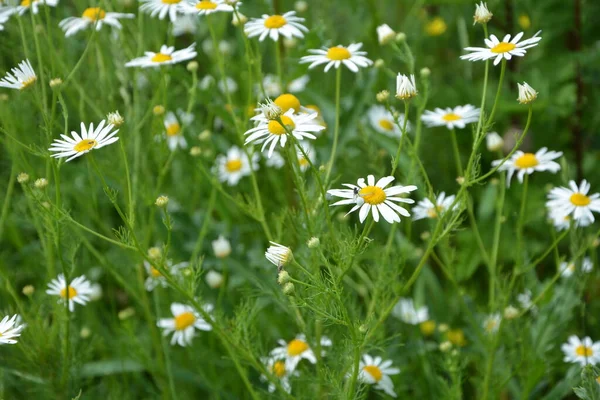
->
left=187, top=61, right=199, bottom=72
left=517, top=82, right=538, bottom=104
left=190, top=146, right=201, bottom=156
left=486, top=132, right=504, bottom=152
left=420, top=67, right=431, bottom=77
left=153, top=105, right=165, bottom=116
left=148, top=247, right=162, bottom=260
left=374, top=59, right=385, bottom=68
left=294, top=0, right=307, bottom=12
left=395, top=32, right=407, bottom=43
left=155, top=196, right=169, bottom=207
left=438, top=323, right=449, bottom=333
left=212, top=235, right=231, bottom=258
left=456, top=176, right=465, bottom=185
left=107, top=111, right=125, bottom=127
left=473, top=2, right=493, bottom=25
left=49, top=78, right=63, bottom=88
left=198, top=129, right=211, bottom=141
left=80, top=327, right=91, bottom=339
left=277, top=270, right=291, bottom=285
left=376, top=90, right=390, bottom=103
left=22, top=285, right=35, bottom=296
left=34, top=178, right=48, bottom=189
left=232, top=11, right=247, bottom=26
left=503, top=305, right=519, bottom=319
left=282, top=282, right=295, bottom=296
left=439, top=341, right=452, bottom=352
left=17, top=173, right=29, bottom=184
left=118, top=307, right=135, bottom=320
left=307, top=237, right=320, bottom=248
left=395, top=73, right=417, bottom=100
left=205, top=270, right=224, bottom=288
left=377, top=24, right=396, bottom=45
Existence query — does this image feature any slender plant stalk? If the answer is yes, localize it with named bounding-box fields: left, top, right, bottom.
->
left=325, top=67, right=342, bottom=184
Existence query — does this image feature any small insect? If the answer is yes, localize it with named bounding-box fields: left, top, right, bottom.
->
left=353, top=187, right=365, bottom=205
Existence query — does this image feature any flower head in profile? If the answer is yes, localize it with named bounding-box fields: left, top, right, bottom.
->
left=179, top=0, right=235, bottom=16
left=367, top=106, right=409, bottom=138
left=483, top=313, right=501, bottom=334
left=143, top=261, right=188, bottom=291
left=562, top=336, right=600, bottom=366
left=486, top=132, right=504, bottom=152
left=212, top=235, right=231, bottom=258
left=473, top=2, right=493, bottom=25
left=300, top=43, right=373, bottom=73
left=560, top=257, right=593, bottom=278
left=421, top=105, right=480, bottom=130
left=412, top=192, right=457, bottom=220
left=260, top=356, right=298, bottom=393
left=48, top=120, right=119, bottom=162
left=265, top=242, right=293, bottom=267
left=157, top=302, right=213, bottom=346
left=59, top=8, right=134, bottom=37
left=546, top=180, right=600, bottom=226
left=46, top=274, right=94, bottom=312
left=139, top=0, right=183, bottom=22
left=392, top=298, right=429, bottom=325
left=244, top=11, right=307, bottom=42
left=395, top=73, right=417, bottom=100
left=461, top=31, right=542, bottom=65
left=270, top=334, right=332, bottom=371
left=377, top=24, right=396, bottom=45
left=327, top=175, right=417, bottom=224
left=0, top=315, right=25, bottom=345
left=517, top=82, right=538, bottom=104
left=357, top=354, right=400, bottom=398
left=214, top=145, right=259, bottom=186
left=125, top=43, right=197, bottom=68
left=491, top=147, right=562, bottom=187
left=0, top=59, right=37, bottom=90
left=163, top=111, right=187, bottom=151
left=259, top=98, right=283, bottom=121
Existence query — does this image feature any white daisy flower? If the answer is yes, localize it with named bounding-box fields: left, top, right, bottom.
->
left=357, top=354, right=400, bottom=398
left=296, top=142, right=315, bottom=172
left=376, top=23, right=396, bottom=45
left=392, top=298, right=429, bottom=325
left=244, top=109, right=324, bottom=158
left=139, top=0, right=183, bottom=22
left=214, top=145, right=258, bottom=186
left=395, top=73, right=417, bottom=100
left=59, top=7, right=134, bottom=37
left=46, top=274, right=94, bottom=312
left=125, top=43, right=197, bottom=68
left=0, top=314, right=25, bottom=345
left=412, top=192, right=457, bottom=221
left=460, top=30, right=542, bottom=66
left=4, top=0, right=58, bottom=16
left=562, top=335, right=600, bottom=366
left=300, top=43, right=373, bottom=73
left=244, top=11, right=307, bottom=42
left=546, top=180, right=600, bottom=226
left=270, top=334, right=332, bottom=371
left=162, top=111, right=187, bottom=151
left=212, top=235, right=231, bottom=258
left=265, top=241, right=293, bottom=267
left=367, top=105, right=409, bottom=138
left=179, top=0, right=235, bottom=16
left=157, top=302, right=213, bottom=347
left=549, top=210, right=576, bottom=231
left=0, top=59, right=36, bottom=90
left=172, top=14, right=197, bottom=36
left=483, top=313, right=501, bottom=334
left=486, top=131, right=504, bottom=152
left=143, top=260, right=187, bottom=291
left=516, top=289, right=537, bottom=313
left=260, top=356, right=298, bottom=393
left=560, top=257, right=593, bottom=278
left=491, top=147, right=562, bottom=187
left=517, top=82, right=538, bottom=104
left=421, top=105, right=480, bottom=130
left=48, top=120, right=119, bottom=162
left=266, top=151, right=285, bottom=169
left=327, top=175, right=417, bottom=224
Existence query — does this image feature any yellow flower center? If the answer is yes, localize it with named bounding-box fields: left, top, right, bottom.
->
left=326, top=46, right=351, bottom=61
left=272, top=360, right=286, bottom=378
left=518, top=14, right=531, bottom=30
left=420, top=320, right=436, bottom=336
left=196, top=0, right=217, bottom=9
left=567, top=263, right=575, bottom=272
left=576, top=345, right=594, bottom=357
left=491, top=42, right=517, bottom=53
left=264, top=15, right=287, bottom=29
left=447, top=329, right=466, bottom=347
left=442, top=113, right=461, bottom=122
left=60, top=286, right=78, bottom=299
left=274, top=94, right=301, bottom=113
left=299, top=157, right=309, bottom=168
left=267, top=116, right=295, bottom=135
left=225, top=159, right=243, bottom=172
left=166, top=123, right=181, bottom=136
left=570, top=193, right=591, bottom=207
left=514, top=153, right=539, bottom=169
left=151, top=53, right=173, bottom=63
left=485, top=320, right=498, bottom=332
left=150, top=267, right=162, bottom=278
left=287, top=339, right=309, bottom=356
left=21, top=76, right=37, bottom=89
left=73, top=139, right=98, bottom=153
left=359, top=186, right=387, bottom=205
left=161, top=0, right=181, bottom=4
left=20, top=0, right=36, bottom=7
left=82, top=7, right=106, bottom=21
left=596, top=376, right=600, bottom=385
left=425, top=17, right=447, bottom=36
left=363, top=365, right=383, bottom=382
left=427, top=205, right=444, bottom=219
left=378, top=119, right=394, bottom=131
left=174, top=311, right=196, bottom=330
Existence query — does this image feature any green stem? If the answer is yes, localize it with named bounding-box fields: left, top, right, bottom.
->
left=487, top=59, right=506, bottom=126
left=30, top=11, right=47, bottom=114
left=325, top=67, right=342, bottom=184
left=0, top=167, right=16, bottom=243
left=489, top=167, right=506, bottom=308
left=390, top=101, right=410, bottom=176
left=190, top=186, right=217, bottom=263
left=450, top=128, right=463, bottom=177
left=516, top=174, right=529, bottom=268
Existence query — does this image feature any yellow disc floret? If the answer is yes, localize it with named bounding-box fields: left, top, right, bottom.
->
left=174, top=312, right=196, bottom=330
left=326, top=47, right=351, bottom=60
left=359, top=186, right=387, bottom=205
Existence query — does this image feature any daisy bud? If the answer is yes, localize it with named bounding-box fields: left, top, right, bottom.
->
left=294, top=0, right=308, bottom=12
left=283, top=37, right=297, bottom=49
left=473, top=2, right=493, bottom=25
left=420, top=231, right=430, bottom=241
left=282, top=282, right=295, bottom=296
left=198, top=129, right=212, bottom=141
left=277, top=270, right=291, bottom=285
left=260, top=99, right=283, bottom=121
left=359, top=324, right=369, bottom=334
left=212, top=235, right=232, bottom=258
left=106, top=111, right=124, bottom=127
left=34, top=178, right=48, bottom=189
left=148, top=247, right=162, bottom=260
left=307, top=237, right=320, bottom=248
left=377, top=24, right=396, bottom=45
left=395, top=73, right=418, bottom=100
left=490, top=178, right=499, bottom=186
left=438, top=323, right=449, bottom=333
left=153, top=105, right=165, bottom=116
left=456, top=176, right=465, bottom=185
left=155, top=195, right=169, bottom=207
left=265, top=242, right=293, bottom=267
left=232, top=11, right=247, bottom=26
left=593, top=238, right=600, bottom=248
left=503, top=305, right=519, bottom=319
left=395, top=32, right=407, bottom=43
left=374, top=59, right=385, bottom=68
left=0, top=94, right=8, bottom=101
left=517, top=82, right=538, bottom=104
left=22, top=285, right=35, bottom=296
left=17, top=173, right=29, bottom=184
left=420, top=67, right=431, bottom=77
left=49, top=78, right=63, bottom=88
left=518, top=14, right=531, bottom=30
left=190, top=146, right=202, bottom=156
left=80, top=327, right=91, bottom=339
left=376, top=90, right=390, bottom=103
left=439, top=341, right=453, bottom=352
left=205, top=270, right=224, bottom=289
left=89, top=283, right=103, bottom=301
left=41, top=202, right=50, bottom=209
left=118, top=307, right=135, bottom=320
left=187, top=61, right=199, bottom=72
left=486, top=132, right=504, bottom=152
left=420, top=320, right=436, bottom=336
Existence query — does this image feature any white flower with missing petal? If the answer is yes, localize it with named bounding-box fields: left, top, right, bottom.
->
left=300, top=43, right=373, bottom=73
left=214, top=145, right=258, bottom=186
left=412, top=192, right=457, bottom=220
left=328, top=175, right=417, bottom=224
left=461, top=31, right=542, bottom=66
left=395, top=73, right=417, bottom=100
left=546, top=180, right=600, bottom=226
left=265, top=242, right=293, bottom=266
left=270, top=334, right=332, bottom=371
left=59, top=7, right=134, bottom=37
left=422, top=105, right=480, bottom=130
left=0, top=59, right=36, bottom=90
left=357, top=354, right=400, bottom=398
left=139, top=0, right=183, bottom=22
left=46, top=274, right=94, bottom=312
left=517, top=82, right=538, bottom=104
left=491, top=147, right=562, bottom=187
left=48, top=120, right=119, bottom=162
left=244, top=11, right=307, bottom=42
left=562, top=336, right=600, bottom=366
left=0, top=314, right=25, bottom=345
left=125, top=43, right=197, bottom=68
left=157, top=302, right=213, bottom=346
left=392, top=298, right=429, bottom=325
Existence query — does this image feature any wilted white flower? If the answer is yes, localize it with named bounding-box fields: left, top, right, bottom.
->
left=517, top=82, right=538, bottom=104
left=377, top=24, right=396, bottom=45
left=395, top=73, right=417, bottom=100
left=473, top=2, right=493, bottom=25
left=265, top=242, right=293, bottom=267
